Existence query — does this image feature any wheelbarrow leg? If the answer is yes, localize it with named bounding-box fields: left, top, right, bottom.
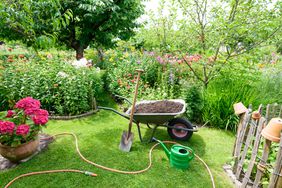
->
left=146, top=123, right=152, bottom=129
left=148, top=125, right=159, bottom=143
left=136, top=123, right=143, bottom=142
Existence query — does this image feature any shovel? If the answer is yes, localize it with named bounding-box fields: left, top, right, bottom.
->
left=119, top=69, right=144, bottom=152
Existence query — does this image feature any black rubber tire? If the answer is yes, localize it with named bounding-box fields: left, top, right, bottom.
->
left=167, top=118, right=194, bottom=141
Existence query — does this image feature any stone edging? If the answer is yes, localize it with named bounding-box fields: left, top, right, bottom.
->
left=48, top=109, right=98, bottom=120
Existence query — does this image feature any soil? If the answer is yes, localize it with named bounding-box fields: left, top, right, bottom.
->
left=133, top=100, right=184, bottom=113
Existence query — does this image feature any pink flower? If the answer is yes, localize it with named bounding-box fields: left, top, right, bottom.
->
left=6, top=110, right=15, bottom=118
left=15, top=97, right=41, bottom=110
left=16, top=124, right=30, bottom=136
left=32, top=115, right=48, bottom=125
left=0, top=121, right=15, bottom=134
left=34, top=109, right=49, bottom=116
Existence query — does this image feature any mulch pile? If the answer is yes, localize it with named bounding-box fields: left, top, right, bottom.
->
left=134, top=100, right=184, bottom=113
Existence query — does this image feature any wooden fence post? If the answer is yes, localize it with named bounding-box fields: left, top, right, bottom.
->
left=241, top=118, right=266, bottom=187
left=268, top=133, right=282, bottom=188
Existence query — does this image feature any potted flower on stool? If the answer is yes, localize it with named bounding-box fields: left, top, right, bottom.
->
left=0, top=97, right=49, bottom=162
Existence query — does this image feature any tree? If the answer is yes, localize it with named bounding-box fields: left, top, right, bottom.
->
left=0, top=0, right=144, bottom=59
left=0, top=0, right=68, bottom=48
left=137, top=0, right=281, bottom=87
left=177, top=0, right=282, bottom=87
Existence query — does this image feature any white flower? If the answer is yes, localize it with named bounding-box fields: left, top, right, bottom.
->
left=57, top=71, right=68, bottom=78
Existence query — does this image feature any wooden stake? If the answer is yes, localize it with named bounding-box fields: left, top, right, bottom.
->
left=233, top=112, right=252, bottom=173
left=268, top=133, right=282, bottom=188
left=253, top=139, right=272, bottom=187
left=233, top=113, right=246, bottom=156
left=236, top=118, right=257, bottom=179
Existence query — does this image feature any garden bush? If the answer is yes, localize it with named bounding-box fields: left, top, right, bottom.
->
left=0, top=55, right=103, bottom=115
left=182, top=84, right=203, bottom=123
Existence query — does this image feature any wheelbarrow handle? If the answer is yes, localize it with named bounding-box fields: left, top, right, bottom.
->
left=114, top=95, right=132, bottom=105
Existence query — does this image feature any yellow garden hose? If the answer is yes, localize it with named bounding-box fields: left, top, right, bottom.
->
left=4, top=133, right=215, bottom=188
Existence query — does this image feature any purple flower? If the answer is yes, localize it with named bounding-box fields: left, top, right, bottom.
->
left=156, top=56, right=164, bottom=64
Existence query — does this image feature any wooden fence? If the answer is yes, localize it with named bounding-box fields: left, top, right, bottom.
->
left=228, top=103, right=282, bottom=188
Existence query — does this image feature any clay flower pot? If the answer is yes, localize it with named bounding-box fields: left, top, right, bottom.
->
left=0, top=138, right=39, bottom=162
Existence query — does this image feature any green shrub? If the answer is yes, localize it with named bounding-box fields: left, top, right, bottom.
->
left=0, top=57, right=103, bottom=115
left=182, top=85, right=203, bottom=123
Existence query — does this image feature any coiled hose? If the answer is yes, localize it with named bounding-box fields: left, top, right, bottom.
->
left=4, top=133, right=215, bottom=188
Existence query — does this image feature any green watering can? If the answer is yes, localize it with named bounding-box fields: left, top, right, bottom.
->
left=152, top=138, right=194, bottom=170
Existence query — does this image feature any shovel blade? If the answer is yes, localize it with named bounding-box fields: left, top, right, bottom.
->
left=119, top=131, right=134, bottom=152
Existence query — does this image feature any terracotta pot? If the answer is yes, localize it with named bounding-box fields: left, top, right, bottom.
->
left=0, top=138, right=39, bottom=162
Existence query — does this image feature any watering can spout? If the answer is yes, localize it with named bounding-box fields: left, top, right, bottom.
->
left=152, top=137, right=171, bottom=159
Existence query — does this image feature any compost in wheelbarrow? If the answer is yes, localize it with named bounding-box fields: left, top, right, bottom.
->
left=125, top=99, right=186, bottom=125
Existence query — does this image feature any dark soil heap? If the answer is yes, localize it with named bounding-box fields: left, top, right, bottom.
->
left=134, top=100, right=184, bottom=113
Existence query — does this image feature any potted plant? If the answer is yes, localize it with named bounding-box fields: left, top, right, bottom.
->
left=0, top=97, right=49, bottom=162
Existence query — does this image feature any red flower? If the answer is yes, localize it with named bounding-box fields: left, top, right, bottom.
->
left=15, top=97, right=41, bottom=110
left=16, top=124, right=30, bottom=136
left=18, top=54, right=25, bottom=59
left=0, top=121, right=15, bottom=134
left=6, top=110, right=15, bottom=118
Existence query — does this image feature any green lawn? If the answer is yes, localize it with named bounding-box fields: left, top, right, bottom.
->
left=0, top=99, right=235, bottom=188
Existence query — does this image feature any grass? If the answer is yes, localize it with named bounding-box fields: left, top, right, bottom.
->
left=0, top=98, right=235, bottom=188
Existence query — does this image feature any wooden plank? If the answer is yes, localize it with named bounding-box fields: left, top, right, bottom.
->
left=271, top=103, right=278, bottom=118
left=233, top=111, right=252, bottom=173
left=241, top=118, right=266, bottom=187
left=268, top=133, right=282, bottom=188
left=236, top=118, right=257, bottom=179
left=253, top=139, right=272, bottom=188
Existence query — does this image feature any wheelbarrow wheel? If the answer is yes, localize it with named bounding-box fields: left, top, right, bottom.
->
left=167, top=118, right=193, bottom=141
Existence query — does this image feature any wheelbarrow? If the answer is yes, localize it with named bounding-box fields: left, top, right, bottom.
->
left=97, top=96, right=198, bottom=142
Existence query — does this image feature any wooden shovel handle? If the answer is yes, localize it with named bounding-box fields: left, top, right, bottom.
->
left=127, top=69, right=143, bottom=138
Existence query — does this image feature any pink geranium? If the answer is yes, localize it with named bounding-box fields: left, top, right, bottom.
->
left=15, top=97, right=41, bottom=110
left=6, top=110, right=15, bottom=118
left=32, top=115, right=49, bottom=125
left=1, top=97, right=49, bottom=147
left=0, top=121, right=15, bottom=134
left=16, top=124, right=30, bottom=136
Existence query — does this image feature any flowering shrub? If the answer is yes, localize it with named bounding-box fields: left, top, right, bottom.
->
left=0, top=97, right=48, bottom=147
left=0, top=57, right=103, bottom=115
left=103, top=47, right=191, bottom=100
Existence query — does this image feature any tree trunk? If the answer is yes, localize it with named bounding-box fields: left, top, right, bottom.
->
left=75, top=46, right=85, bottom=60
left=97, top=48, right=104, bottom=63
left=71, top=39, right=87, bottom=60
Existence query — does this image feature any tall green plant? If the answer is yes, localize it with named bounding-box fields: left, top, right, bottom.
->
left=202, top=64, right=260, bottom=131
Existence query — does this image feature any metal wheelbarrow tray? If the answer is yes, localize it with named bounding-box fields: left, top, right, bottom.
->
left=126, top=99, right=187, bottom=125
left=98, top=99, right=198, bottom=142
